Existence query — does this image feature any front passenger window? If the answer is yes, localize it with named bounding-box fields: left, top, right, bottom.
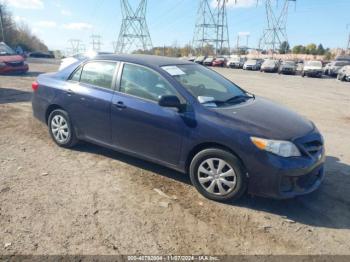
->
left=120, top=63, right=178, bottom=102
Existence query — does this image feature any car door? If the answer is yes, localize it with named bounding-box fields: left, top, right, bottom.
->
left=65, top=61, right=119, bottom=144
left=111, top=62, right=186, bottom=166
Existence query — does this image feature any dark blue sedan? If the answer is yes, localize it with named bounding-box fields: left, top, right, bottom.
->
left=32, top=54, right=325, bottom=201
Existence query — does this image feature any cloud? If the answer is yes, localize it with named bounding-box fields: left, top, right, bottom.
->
left=35, top=21, right=57, bottom=28
left=13, top=16, right=28, bottom=23
left=62, top=23, right=93, bottom=30
left=61, top=9, right=72, bottom=16
left=212, top=0, right=257, bottom=9
left=8, top=0, right=44, bottom=9
left=238, top=32, right=251, bottom=36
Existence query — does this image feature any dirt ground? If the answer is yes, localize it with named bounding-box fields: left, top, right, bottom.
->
left=0, top=61, right=350, bottom=255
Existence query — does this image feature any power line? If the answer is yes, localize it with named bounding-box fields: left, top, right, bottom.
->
left=115, top=0, right=153, bottom=54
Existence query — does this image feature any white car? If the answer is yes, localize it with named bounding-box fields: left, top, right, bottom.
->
left=302, top=60, right=323, bottom=78
left=337, top=65, right=350, bottom=82
left=59, top=51, right=113, bottom=70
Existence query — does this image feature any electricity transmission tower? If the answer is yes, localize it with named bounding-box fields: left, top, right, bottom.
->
left=68, top=39, right=84, bottom=55
left=115, top=0, right=153, bottom=54
left=193, top=0, right=230, bottom=56
left=259, top=0, right=296, bottom=53
left=90, top=34, right=102, bottom=52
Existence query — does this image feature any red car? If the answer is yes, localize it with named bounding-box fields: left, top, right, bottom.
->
left=0, top=42, right=29, bottom=74
left=212, top=57, right=227, bottom=67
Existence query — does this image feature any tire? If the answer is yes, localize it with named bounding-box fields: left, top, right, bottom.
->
left=189, top=148, right=247, bottom=202
left=48, top=109, right=78, bottom=148
left=302, top=72, right=305, bottom=77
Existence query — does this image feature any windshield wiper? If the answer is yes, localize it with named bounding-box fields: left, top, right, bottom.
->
left=224, top=94, right=254, bottom=104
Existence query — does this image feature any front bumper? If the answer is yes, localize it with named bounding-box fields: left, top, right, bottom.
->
left=246, top=131, right=325, bottom=199
left=304, top=70, right=322, bottom=77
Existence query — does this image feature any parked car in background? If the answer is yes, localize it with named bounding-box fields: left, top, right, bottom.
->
left=243, top=59, right=262, bottom=71
left=203, top=56, right=215, bottom=66
left=59, top=51, right=113, bottom=70
left=187, top=56, right=196, bottom=62
left=227, top=56, right=245, bottom=68
left=337, top=65, right=350, bottom=82
left=0, top=42, right=29, bottom=74
left=302, top=60, right=323, bottom=78
left=327, top=61, right=350, bottom=77
left=194, top=56, right=206, bottom=64
left=260, top=59, right=279, bottom=73
left=212, top=57, right=227, bottom=67
left=278, top=60, right=297, bottom=75
left=32, top=54, right=325, bottom=201
left=29, top=51, right=55, bottom=59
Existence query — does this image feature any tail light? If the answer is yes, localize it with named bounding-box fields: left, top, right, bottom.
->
left=32, top=81, right=39, bottom=91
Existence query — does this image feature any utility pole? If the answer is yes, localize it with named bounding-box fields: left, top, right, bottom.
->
left=115, top=0, right=153, bottom=54
left=347, top=24, right=350, bottom=54
left=259, top=0, right=296, bottom=54
left=90, top=34, right=102, bottom=52
left=0, top=4, right=5, bottom=42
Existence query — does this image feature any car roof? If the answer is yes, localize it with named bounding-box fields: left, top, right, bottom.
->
left=91, top=54, right=192, bottom=67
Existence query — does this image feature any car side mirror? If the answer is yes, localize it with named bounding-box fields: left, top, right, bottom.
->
left=158, top=95, right=182, bottom=110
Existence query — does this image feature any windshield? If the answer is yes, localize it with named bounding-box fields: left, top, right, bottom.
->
left=263, top=60, right=277, bottom=66
left=0, top=43, right=16, bottom=55
left=306, top=61, right=322, bottom=67
left=162, top=64, right=248, bottom=107
left=334, top=61, right=348, bottom=66
left=246, top=59, right=257, bottom=65
left=283, top=61, right=295, bottom=66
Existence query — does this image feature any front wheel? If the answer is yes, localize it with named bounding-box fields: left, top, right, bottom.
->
left=48, top=109, right=78, bottom=148
left=189, top=149, right=247, bottom=202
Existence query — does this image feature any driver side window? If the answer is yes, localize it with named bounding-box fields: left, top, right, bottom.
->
left=120, top=63, right=178, bottom=102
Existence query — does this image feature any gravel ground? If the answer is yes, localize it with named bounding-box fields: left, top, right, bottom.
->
left=0, top=62, right=350, bottom=255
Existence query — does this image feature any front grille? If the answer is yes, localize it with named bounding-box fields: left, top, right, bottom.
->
left=6, top=61, right=24, bottom=67
left=302, top=140, right=323, bottom=156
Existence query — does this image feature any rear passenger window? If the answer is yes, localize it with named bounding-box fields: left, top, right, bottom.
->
left=80, top=61, right=117, bottom=89
left=70, top=67, right=82, bottom=82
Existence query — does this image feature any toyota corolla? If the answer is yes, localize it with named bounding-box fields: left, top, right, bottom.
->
left=32, top=54, right=325, bottom=201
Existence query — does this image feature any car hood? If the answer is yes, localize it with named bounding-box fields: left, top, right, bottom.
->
left=213, top=97, right=314, bottom=140
left=0, top=55, right=24, bottom=63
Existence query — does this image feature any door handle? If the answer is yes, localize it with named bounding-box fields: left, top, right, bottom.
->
left=66, top=89, right=74, bottom=95
left=113, top=101, right=127, bottom=109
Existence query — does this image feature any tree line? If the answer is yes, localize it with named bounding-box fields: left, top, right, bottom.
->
left=0, top=3, right=48, bottom=52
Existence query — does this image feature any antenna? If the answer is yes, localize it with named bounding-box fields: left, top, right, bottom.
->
left=90, top=34, right=102, bottom=52
left=115, top=0, right=153, bottom=54
left=259, top=0, right=296, bottom=54
left=193, top=0, right=230, bottom=56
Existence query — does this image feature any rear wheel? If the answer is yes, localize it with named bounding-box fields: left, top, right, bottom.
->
left=48, top=109, right=78, bottom=148
left=189, top=148, right=247, bottom=202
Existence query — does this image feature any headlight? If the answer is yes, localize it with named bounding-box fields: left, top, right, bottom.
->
left=251, top=137, right=301, bottom=157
